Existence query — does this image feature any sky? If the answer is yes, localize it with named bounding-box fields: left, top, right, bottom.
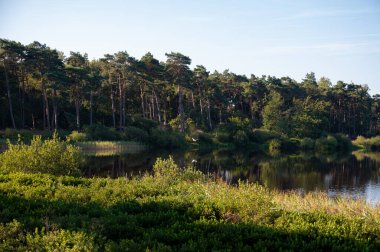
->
left=1, top=0, right=380, bottom=93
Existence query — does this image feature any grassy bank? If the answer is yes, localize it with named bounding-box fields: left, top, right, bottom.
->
left=0, top=158, right=379, bottom=251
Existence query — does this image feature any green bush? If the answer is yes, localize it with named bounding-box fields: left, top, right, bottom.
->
left=334, top=133, right=352, bottom=151
left=300, top=137, right=315, bottom=150
left=197, top=132, right=214, bottom=145
left=121, top=126, right=149, bottom=143
left=150, top=128, right=186, bottom=149
left=0, top=134, right=82, bottom=176
left=66, top=130, right=87, bottom=142
left=83, top=124, right=120, bottom=141
left=233, top=130, right=249, bottom=146
left=268, top=139, right=282, bottom=152
left=353, top=135, right=367, bottom=146
left=252, top=129, right=281, bottom=144
left=4, top=128, right=18, bottom=141
left=130, top=117, right=159, bottom=132
left=214, top=130, right=231, bottom=143
left=366, top=136, right=380, bottom=150
left=315, top=135, right=338, bottom=153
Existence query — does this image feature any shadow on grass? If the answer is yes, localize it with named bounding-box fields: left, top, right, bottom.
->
left=0, top=193, right=377, bottom=251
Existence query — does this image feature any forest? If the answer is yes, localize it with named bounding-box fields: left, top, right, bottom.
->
left=1, top=38, right=380, bottom=139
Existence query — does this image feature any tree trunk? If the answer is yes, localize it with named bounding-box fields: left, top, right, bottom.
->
left=3, top=62, right=16, bottom=129
left=207, top=98, right=212, bottom=130
left=178, top=85, right=185, bottom=133
left=140, top=85, right=146, bottom=118
left=20, top=68, right=26, bottom=128
left=119, top=75, right=123, bottom=130
left=110, top=86, right=116, bottom=128
left=41, top=79, right=51, bottom=131
left=191, top=91, right=195, bottom=109
left=151, top=92, right=155, bottom=120
left=75, top=93, right=80, bottom=129
left=52, top=89, right=58, bottom=130
left=153, top=89, right=161, bottom=123
left=89, top=91, right=93, bottom=126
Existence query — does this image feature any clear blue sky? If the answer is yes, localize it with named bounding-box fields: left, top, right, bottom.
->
left=1, top=0, right=380, bottom=93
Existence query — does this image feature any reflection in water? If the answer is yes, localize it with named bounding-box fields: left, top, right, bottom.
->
left=83, top=150, right=380, bottom=205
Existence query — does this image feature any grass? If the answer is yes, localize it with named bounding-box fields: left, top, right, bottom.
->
left=0, top=157, right=379, bottom=251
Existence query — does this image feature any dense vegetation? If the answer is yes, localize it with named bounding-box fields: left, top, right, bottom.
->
left=0, top=156, right=379, bottom=251
left=1, top=38, right=380, bottom=141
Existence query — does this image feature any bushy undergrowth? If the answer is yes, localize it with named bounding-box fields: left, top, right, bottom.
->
left=0, top=157, right=379, bottom=251
left=0, top=134, right=82, bottom=176
left=353, top=135, right=380, bottom=151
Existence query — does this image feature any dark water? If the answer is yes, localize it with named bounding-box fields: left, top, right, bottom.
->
left=83, top=149, right=380, bottom=205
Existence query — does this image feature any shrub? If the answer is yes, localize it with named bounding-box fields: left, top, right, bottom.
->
left=197, top=132, right=213, bottom=145
left=233, top=130, right=249, bottom=146
left=0, top=133, right=82, bottom=176
left=268, top=139, right=282, bottom=152
left=121, top=126, right=149, bottom=143
left=315, top=135, right=337, bottom=153
left=83, top=124, right=120, bottom=141
left=334, top=133, right=352, bottom=151
left=130, top=117, right=159, bottom=132
left=353, top=135, right=367, bottom=146
left=66, top=130, right=87, bottom=142
left=252, top=129, right=281, bottom=144
left=213, top=130, right=231, bottom=143
left=300, top=137, right=315, bottom=150
left=150, top=128, right=186, bottom=149
left=366, top=136, right=380, bottom=151
left=4, top=128, right=18, bottom=140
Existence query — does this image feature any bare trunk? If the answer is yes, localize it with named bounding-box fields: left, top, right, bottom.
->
left=191, top=91, right=195, bottom=109
left=207, top=98, right=212, bottom=130
left=75, top=94, right=80, bottom=129
left=119, top=75, right=123, bottom=130
left=110, top=86, right=116, bottom=128
left=122, top=89, right=126, bottom=128
left=51, top=89, right=58, bottom=130
left=151, top=92, right=155, bottom=120
left=20, top=68, right=26, bottom=128
left=3, top=62, right=16, bottom=129
left=178, top=85, right=185, bottom=133
left=163, top=102, right=167, bottom=126
left=41, top=79, right=51, bottom=130
left=140, top=85, right=146, bottom=118
left=90, top=91, right=93, bottom=126
left=153, top=89, right=161, bottom=123
left=148, top=102, right=152, bottom=119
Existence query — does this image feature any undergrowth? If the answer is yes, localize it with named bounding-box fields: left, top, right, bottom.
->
left=0, top=157, right=379, bottom=251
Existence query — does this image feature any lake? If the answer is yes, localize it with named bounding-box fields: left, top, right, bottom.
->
left=83, top=149, right=380, bottom=205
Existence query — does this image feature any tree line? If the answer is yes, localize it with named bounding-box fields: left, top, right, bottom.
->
left=1, top=38, right=380, bottom=138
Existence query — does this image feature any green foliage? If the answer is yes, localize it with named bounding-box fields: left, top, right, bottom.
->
left=251, top=129, right=281, bottom=144
left=353, top=135, right=380, bottom=151
left=67, top=130, right=87, bottom=142
left=334, top=133, right=352, bottom=151
left=121, top=126, right=149, bottom=143
left=0, top=158, right=378, bottom=251
left=150, top=128, right=186, bottom=149
left=268, top=139, right=282, bottom=154
left=169, top=117, right=195, bottom=132
left=84, top=124, right=120, bottom=141
left=300, top=137, right=315, bottom=150
left=315, top=135, right=338, bottom=153
left=130, top=117, right=159, bottom=132
left=0, top=134, right=82, bottom=176
left=262, top=91, right=289, bottom=135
